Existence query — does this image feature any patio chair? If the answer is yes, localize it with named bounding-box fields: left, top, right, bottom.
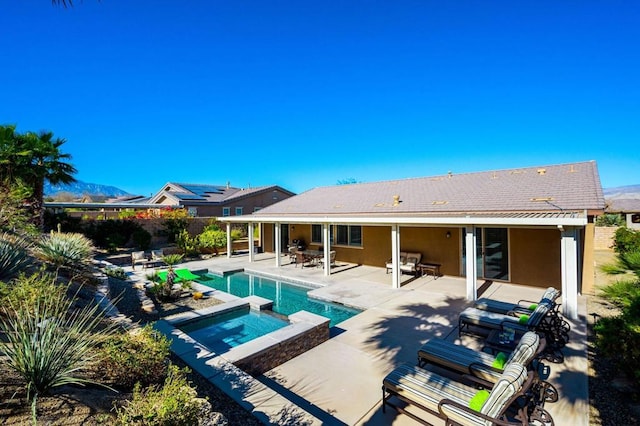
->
left=150, top=249, right=166, bottom=267
left=131, top=251, right=148, bottom=270
left=288, top=246, right=298, bottom=265
left=382, top=362, right=550, bottom=426
left=318, top=250, right=336, bottom=269
left=417, top=331, right=558, bottom=404
left=385, top=251, right=422, bottom=276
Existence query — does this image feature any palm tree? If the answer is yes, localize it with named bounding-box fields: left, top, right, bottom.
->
left=0, top=125, right=77, bottom=230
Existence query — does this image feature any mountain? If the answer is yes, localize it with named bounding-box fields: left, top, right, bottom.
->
left=604, top=184, right=640, bottom=200
left=44, top=180, right=132, bottom=198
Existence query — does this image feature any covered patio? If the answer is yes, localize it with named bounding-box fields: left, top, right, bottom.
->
left=180, top=251, right=589, bottom=425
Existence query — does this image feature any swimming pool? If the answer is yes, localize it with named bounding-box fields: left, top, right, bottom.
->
left=197, top=272, right=361, bottom=327
left=179, top=307, right=288, bottom=354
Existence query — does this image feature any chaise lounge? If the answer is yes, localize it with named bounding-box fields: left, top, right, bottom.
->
left=473, top=287, right=561, bottom=315
left=382, top=362, right=548, bottom=425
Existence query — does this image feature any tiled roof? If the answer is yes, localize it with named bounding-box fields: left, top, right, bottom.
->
left=154, top=183, right=293, bottom=205
left=606, top=198, right=640, bottom=213
left=254, top=161, right=605, bottom=217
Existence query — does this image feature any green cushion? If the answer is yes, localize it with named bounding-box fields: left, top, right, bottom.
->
left=175, top=269, right=200, bottom=280
left=469, top=389, right=490, bottom=411
left=518, top=314, right=530, bottom=324
left=492, top=352, right=507, bottom=369
left=528, top=303, right=538, bottom=311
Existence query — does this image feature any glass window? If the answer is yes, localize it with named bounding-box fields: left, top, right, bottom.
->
left=336, top=225, right=349, bottom=245
left=311, top=224, right=322, bottom=243
left=222, top=207, right=230, bottom=217
left=187, top=207, right=197, bottom=217
left=632, top=214, right=640, bottom=224
left=235, top=207, right=243, bottom=216
left=349, top=226, right=362, bottom=246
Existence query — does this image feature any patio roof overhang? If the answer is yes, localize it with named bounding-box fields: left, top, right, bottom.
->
left=221, top=210, right=590, bottom=228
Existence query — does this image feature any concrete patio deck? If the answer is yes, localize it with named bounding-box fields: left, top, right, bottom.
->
left=140, top=252, right=589, bottom=425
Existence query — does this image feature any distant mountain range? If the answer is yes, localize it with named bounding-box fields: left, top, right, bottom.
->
left=44, top=180, right=132, bottom=198
left=603, top=184, right=640, bottom=200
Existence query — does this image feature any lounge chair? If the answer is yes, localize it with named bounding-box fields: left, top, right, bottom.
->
left=458, top=301, right=552, bottom=337
left=417, top=331, right=558, bottom=404
left=473, top=287, right=561, bottom=315
left=382, top=362, right=549, bottom=426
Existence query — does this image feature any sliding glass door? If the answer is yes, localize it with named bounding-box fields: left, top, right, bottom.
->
left=462, top=227, right=509, bottom=281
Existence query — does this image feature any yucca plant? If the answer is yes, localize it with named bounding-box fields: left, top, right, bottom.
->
left=0, top=272, right=118, bottom=422
left=36, top=231, right=95, bottom=274
left=0, top=232, right=33, bottom=280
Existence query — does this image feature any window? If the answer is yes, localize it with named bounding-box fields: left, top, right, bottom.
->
left=311, top=224, right=362, bottom=247
left=311, top=224, right=322, bottom=243
left=222, top=207, right=230, bottom=217
left=632, top=214, right=640, bottom=224
left=187, top=207, right=197, bottom=217
left=235, top=207, right=243, bottom=216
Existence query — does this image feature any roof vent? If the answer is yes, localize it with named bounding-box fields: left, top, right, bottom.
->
left=447, top=171, right=453, bottom=179
left=531, top=197, right=554, bottom=202
left=537, top=168, right=546, bottom=175
left=393, top=195, right=401, bottom=206
left=432, top=201, right=449, bottom=205
left=568, top=165, right=577, bottom=173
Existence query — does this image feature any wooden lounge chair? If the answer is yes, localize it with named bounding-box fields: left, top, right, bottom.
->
left=382, top=362, right=548, bottom=426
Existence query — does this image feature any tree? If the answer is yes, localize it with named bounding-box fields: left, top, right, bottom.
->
left=0, top=125, right=77, bottom=230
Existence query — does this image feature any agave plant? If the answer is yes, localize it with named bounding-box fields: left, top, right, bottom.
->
left=36, top=231, right=95, bottom=274
left=0, top=272, right=118, bottom=422
left=0, top=232, right=33, bottom=280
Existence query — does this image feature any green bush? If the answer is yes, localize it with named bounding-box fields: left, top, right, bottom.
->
left=36, top=231, right=95, bottom=274
left=83, top=219, right=142, bottom=251
left=132, top=227, right=152, bottom=250
left=596, top=213, right=624, bottom=227
left=230, top=228, right=243, bottom=240
left=0, top=271, right=67, bottom=316
left=613, top=227, right=640, bottom=255
left=596, top=299, right=640, bottom=383
left=176, top=229, right=199, bottom=257
left=104, top=266, right=128, bottom=281
left=197, top=228, right=226, bottom=254
left=98, top=325, right=170, bottom=390
left=599, top=279, right=640, bottom=308
left=0, top=232, right=32, bottom=280
left=115, top=364, right=206, bottom=426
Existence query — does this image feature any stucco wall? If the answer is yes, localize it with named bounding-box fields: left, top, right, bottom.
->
left=510, top=228, right=561, bottom=289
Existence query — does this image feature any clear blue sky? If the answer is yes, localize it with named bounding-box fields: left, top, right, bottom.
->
left=1, top=1, right=638, bottom=196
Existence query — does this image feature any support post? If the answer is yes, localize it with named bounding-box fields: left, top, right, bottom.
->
left=248, top=222, right=254, bottom=262
left=323, top=223, right=331, bottom=276
left=274, top=223, right=281, bottom=267
left=465, top=226, right=477, bottom=301
left=391, top=224, right=400, bottom=289
left=561, top=227, right=579, bottom=320
left=226, top=223, right=232, bottom=258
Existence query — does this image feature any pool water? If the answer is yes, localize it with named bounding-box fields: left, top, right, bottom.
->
left=180, top=307, right=288, bottom=353
left=197, top=272, right=361, bottom=327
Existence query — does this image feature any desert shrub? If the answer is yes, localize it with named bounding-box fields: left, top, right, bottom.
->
left=613, top=227, right=640, bottom=255
left=0, top=271, right=67, bottom=316
left=132, top=227, right=152, bottom=250
left=599, top=279, right=640, bottom=308
left=0, top=232, right=32, bottom=280
left=83, top=219, right=142, bottom=252
left=175, top=229, right=199, bottom=257
left=98, top=325, right=170, bottom=389
left=197, top=228, right=226, bottom=254
left=36, top=231, right=95, bottom=274
left=104, top=266, right=128, bottom=281
left=43, top=211, right=83, bottom=233
left=230, top=228, right=243, bottom=240
left=0, top=273, right=117, bottom=419
left=596, top=213, right=624, bottom=227
left=115, top=364, right=206, bottom=426
left=162, top=209, right=189, bottom=243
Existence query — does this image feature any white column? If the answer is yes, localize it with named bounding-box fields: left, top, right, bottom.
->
left=248, top=222, right=255, bottom=262
left=561, top=227, right=579, bottom=320
left=465, top=226, right=478, bottom=301
left=274, top=222, right=281, bottom=267
left=391, top=224, right=401, bottom=288
left=323, top=223, right=330, bottom=276
left=226, top=222, right=232, bottom=258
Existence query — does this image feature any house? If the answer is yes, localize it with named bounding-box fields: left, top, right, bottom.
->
left=148, top=182, right=295, bottom=217
left=606, top=198, right=640, bottom=229
left=221, top=161, right=605, bottom=320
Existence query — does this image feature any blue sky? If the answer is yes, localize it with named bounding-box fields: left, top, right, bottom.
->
left=1, top=1, right=638, bottom=196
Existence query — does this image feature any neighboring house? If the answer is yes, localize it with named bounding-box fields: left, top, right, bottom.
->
left=221, top=161, right=605, bottom=320
left=606, top=198, right=640, bottom=229
left=148, top=182, right=295, bottom=217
